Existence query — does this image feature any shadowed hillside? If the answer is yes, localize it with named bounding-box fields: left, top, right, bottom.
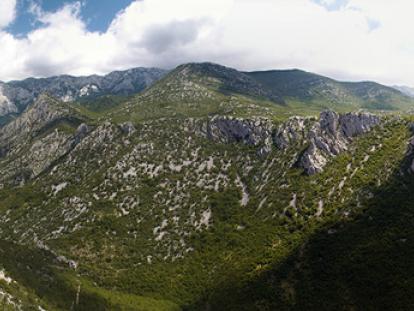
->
left=187, top=135, right=414, bottom=310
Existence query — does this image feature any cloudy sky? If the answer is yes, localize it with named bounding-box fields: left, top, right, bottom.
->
left=0, top=0, right=413, bottom=86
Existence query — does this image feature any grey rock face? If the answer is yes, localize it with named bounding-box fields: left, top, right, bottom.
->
left=320, top=110, right=339, bottom=136
left=75, top=123, right=89, bottom=136
left=199, top=116, right=274, bottom=156
left=119, top=122, right=136, bottom=136
left=0, top=84, right=18, bottom=116
left=298, top=111, right=380, bottom=174
left=0, top=94, right=87, bottom=185
left=0, top=67, right=167, bottom=117
left=28, top=130, right=75, bottom=178
left=198, top=111, right=381, bottom=174
left=273, top=116, right=314, bottom=149
left=0, top=94, right=72, bottom=144
left=339, top=112, right=381, bottom=137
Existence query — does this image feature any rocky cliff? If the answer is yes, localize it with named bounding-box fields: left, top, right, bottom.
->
left=196, top=111, right=381, bottom=174
left=296, top=111, right=381, bottom=174
left=198, top=116, right=274, bottom=156
left=0, top=94, right=88, bottom=185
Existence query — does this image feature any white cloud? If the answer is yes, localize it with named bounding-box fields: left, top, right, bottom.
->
left=1, top=0, right=414, bottom=85
left=0, top=0, right=16, bottom=29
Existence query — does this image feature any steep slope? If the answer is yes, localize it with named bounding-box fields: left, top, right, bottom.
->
left=197, top=126, right=414, bottom=310
left=112, top=63, right=289, bottom=123
left=0, top=67, right=167, bottom=117
left=139, top=62, right=284, bottom=104
left=0, top=92, right=410, bottom=310
left=247, top=69, right=414, bottom=110
left=1, top=64, right=414, bottom=310
left=0, top=93, right=89, bottom=186
left=0, top=83, right=19, bottom=116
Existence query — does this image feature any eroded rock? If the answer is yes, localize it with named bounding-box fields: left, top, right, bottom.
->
left=199, top=116, right=274, bottom=155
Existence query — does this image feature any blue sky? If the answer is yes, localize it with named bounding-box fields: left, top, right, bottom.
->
left=8, top=0, right=133, bottom=36
left=0, top=0, right=413, bottom=85
left=311, top=0, right=348, bottom=11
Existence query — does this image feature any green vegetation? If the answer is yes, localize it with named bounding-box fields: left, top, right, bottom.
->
left=0, top=64, right=413, bottom=310
left=248, top=69, right=414, bottom=111
left=76, top=95, right=131, bottom=113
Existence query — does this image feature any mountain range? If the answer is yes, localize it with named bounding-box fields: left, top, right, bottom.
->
left=1, top=62, right=413, bottom=121
left=0, top=67, right=167, bottom=118
left=0, top=62, right=414, bottom=310
left=393, top=85, right=414, bottom=98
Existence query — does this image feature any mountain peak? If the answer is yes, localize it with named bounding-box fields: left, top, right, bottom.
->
left=161, top=62, right=285, bottom=104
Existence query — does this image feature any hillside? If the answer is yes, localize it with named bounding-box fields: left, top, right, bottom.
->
left=0, top=63, right=413, bottom=310
left=110, top=63, right=414, bottom=124
left=247, top=69, right=414, bottom=110
left=0, top=91, right=413, bottom=310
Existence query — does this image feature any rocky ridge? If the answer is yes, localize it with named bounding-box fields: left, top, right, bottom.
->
left=0, top=67, right=167, bottom=117
left=0, top=94, right=89, bottom=186
left=198, top=116, right=274, bottom=156
left=195, top=110, right=381, bottom=174
left=0, top=98, right=383, bottom=190
left=293, top=111, right=381, bottom=174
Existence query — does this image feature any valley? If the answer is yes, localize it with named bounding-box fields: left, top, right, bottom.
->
left=0, top=63, right=413, bottom=310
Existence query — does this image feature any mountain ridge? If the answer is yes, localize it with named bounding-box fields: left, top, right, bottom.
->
left=246, top=68, right=413, bottom=110
left=0, top=67, right=168, bottom=118
left=1, top=62, right=413, bottom=122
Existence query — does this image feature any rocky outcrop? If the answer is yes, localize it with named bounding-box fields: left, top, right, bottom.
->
left=298, top=111, right=380, bottom=174
left=199, top=116, right=274, bottom=156
left=199, top=111, right=381, bottom=174
left=119, top=121, right=136, bottom=136
left=0, top=94, right=71, bottom=144
left=339, top=112, right=381, bottom=137
left=273, top=116, right=314, bottom=149
left=0, top=85, right=18, bottom=117
left=0, top=95, right=91, bottom=185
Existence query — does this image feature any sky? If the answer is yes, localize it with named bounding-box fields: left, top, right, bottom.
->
left=0, top=0, right=413, bottom=86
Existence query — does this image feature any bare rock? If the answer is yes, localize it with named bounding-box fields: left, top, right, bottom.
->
left=199, top=116, right=274, bottom=155
left=300, top=111, right=380, bottom=174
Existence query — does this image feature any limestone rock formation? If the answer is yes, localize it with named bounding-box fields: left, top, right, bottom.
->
left=199, top=116, right=274, bottom=156
left=298, top=111, right=381, bottom=174
left=0, top=67, right=167, bottom=117
left=199, top=111, right=381, bottom=174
